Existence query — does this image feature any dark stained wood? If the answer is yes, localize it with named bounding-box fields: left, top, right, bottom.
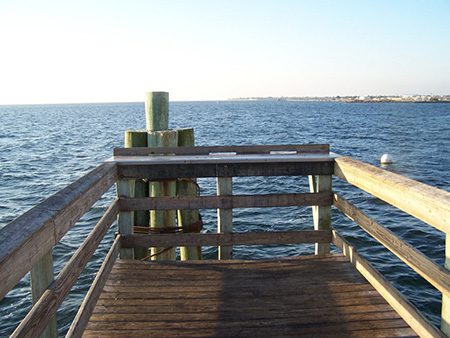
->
left=83, top=254, right=420, bottom=337
left=118, top=161, right=334, bottom=180
left=113, top=144, right=330, bottom=156
left=119, top=192, right=332, bottom=211
left=120, top=230, right=332, bottom=248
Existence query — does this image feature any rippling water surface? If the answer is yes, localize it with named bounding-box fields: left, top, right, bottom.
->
left=1, top=101, right=450, bottom=335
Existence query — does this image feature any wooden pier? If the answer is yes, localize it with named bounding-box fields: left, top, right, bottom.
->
left=84, top=255, right=418, bottom=338
left=1, top=144, right=450, bottom=337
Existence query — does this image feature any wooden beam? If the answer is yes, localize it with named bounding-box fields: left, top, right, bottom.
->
left=114, top=144, right=330, bottom=156
left=332, top=230, right=445, bottom=338
left=11, top=200, right=119, bottom=338
left=0, top=162, right=118, bottom=301
left=176, top=128, right=201, bottom=260
left=66, top=235, right=121, bottom=338
left=119, top=192, right=333, bottom=211
left=121, top=230, right=331, bottom=248
left=217, top=177, right=233, bottom=260
left=334, top=193, right=450, bottom=299
left=117, top=161, right=335, bottom=180
left=334, top=156, right=450, bottom=235
left=117, top=180, right=134, bottom=259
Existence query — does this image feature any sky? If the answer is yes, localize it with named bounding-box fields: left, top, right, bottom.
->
left=0, top=0, right=449, bottom=104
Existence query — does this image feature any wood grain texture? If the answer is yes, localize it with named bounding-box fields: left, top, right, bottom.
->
left=83, top=255, right=420, bottom=337
left=0, top=162, right=118, bottom=301
left=334, top=156, right=450, bottom=235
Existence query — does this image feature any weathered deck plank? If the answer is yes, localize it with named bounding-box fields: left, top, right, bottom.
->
left=84, top=254, right=419, bottom=337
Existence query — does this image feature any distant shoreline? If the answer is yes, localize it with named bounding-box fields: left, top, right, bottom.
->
left=230, top=95, right=450, bottom=103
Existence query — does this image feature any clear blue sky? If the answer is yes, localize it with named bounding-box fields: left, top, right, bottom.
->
left=1, top=0, right=449, bottom=104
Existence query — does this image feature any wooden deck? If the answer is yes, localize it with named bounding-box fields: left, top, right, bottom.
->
left=84, top=254, right=419, bottom=338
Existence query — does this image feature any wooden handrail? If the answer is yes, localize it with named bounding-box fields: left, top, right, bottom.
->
left=334, top=193, right=450, bottom=298
left=335, top=156, right=450, bottom=235
left=0, top=162, right=118, bottom=301
left=66, top=235, right=122, bottom=338
left=11, top=200, right=119, bottom=338
left=332, top=230, right=445, bottom=338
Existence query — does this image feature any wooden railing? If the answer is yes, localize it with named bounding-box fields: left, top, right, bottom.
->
left=1, top=145, right=449, bottom=338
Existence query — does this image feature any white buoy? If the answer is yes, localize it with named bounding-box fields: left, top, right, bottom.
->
left=380, top=153, right=393, bottom=164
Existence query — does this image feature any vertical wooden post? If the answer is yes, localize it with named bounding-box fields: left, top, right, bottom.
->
left=217, top=177, right=233, bottom=259
left=442, top=234, right=450, bottom=336
left=117, top=180, right=134, bottom=259
left=125, top=130, right=150, bottom=260
left=30, top=251, right=57, bottom=338
left=309, top=174, right=332, bottom=255
left=177, top=128, right=202, bottom=260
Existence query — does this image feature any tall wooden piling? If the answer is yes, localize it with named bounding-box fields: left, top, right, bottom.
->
left=146, top=92, right=169, bottom=131
left=177, top=128, right=202, bottom=260
left=125, top=130, right=149, bottom=260
left=146, top=92, right=177, bottom=260
left=148, top=130, right=178, bottom=260
left=309, top=174, right=331, bottom=255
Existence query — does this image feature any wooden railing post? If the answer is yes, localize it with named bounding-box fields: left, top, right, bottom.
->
left=177, top=128, right=202, bottom=260
left=309, top=175, right=332, bottom=254
left=117, top=180, right=134, bottom=259
left=30, top=251, right=57, bottom=338
left=217, top=177, right=233, bottom=259
left=442, top=234, right=450, bottom=336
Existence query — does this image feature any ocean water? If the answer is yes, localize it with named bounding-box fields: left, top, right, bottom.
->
left=1, top=100, right=450, bottom=335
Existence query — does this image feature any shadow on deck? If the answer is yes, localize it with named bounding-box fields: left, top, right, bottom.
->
left=84, top=254, right=418, bottom=338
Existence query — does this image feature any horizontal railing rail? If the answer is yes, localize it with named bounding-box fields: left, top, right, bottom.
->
left=0, top=162, right=118, bottom=301
left=118, top=192, right=333, bottom=211
left=334, top=156, right=450, bottom=235
left=120, top=230, right=332, bottom=248
left=11, top=200, right=120, bottom=338
left=333, top=156, right=450, bottom=337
